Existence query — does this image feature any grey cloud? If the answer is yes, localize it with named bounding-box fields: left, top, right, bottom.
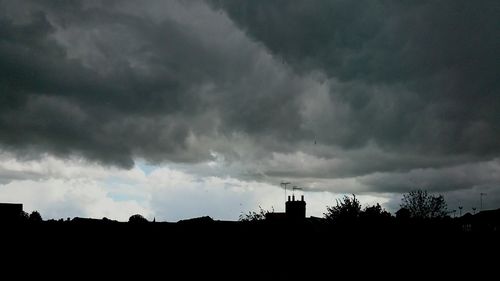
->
left=359, top=159, right=500, bottom=194
left=214, top=0, right=497, bottom=85
left=0, top=168, right=40, bottom=184
left=215, top=0, right=500, bottom=157
left=349, top=159, right=500, bottom=212
left=0, top=0, right=499, bottom=204
left=0, top=0, right=308, bottom=168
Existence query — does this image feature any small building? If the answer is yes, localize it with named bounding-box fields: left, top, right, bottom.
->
left=395, top=208, right=410, bottom=220
left=285, top=195, right=306, bottom=219
left=465, top=208, right=500, bottom=232
left=266, top=195, right=306, bottom=221
left=0, top=203, right=23, bottom=222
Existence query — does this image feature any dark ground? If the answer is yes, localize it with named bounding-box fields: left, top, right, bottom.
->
left=1, top=218, right=498, bottom=279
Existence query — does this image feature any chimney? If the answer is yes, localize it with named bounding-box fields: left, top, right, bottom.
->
left=301, top=195, right=304, bottom=201
left=292, top=195, right=295, bottom=201
left=288, top=196, right=291, bottom=202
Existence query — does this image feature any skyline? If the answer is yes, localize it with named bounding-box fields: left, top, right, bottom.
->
left=0, top=0, right=499, bottom=221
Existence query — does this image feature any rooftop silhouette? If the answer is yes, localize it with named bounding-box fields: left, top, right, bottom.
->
left=1, top=194, right=499, bottom=279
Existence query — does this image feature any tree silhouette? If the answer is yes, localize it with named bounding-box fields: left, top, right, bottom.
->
left=361, top=203, right=392, bottom=221
left=239, top=206, right=273, bottom=222
left=20, top=211, right=29, bottom=222
left=324, top=194, right=361, bottom=223
left=29, top=211, right=43, bottom=223
left=400, top=190, right=448, bottom=219
left=129, top=214, right=148, bottom=223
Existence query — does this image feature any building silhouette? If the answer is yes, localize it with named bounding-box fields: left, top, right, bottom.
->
left=286, top=195, right=306, bottom=219
left=266, top=195, right=306, bottom=220
left=0, top=203, right=23, bottom=222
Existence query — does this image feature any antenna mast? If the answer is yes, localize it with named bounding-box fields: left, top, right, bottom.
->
left=480, top=193, right=487, bottom=211
left=281, top=182, right=291, bottom=202
left=292, top=186, right=303, bottom=196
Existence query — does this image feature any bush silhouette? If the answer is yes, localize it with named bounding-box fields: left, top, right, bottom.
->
left=239, top=206, right=273, bottom=222
left=29, top=211, right=43, bottom=223
left=360, top=203, right=392, bottom=221
left=324, top=194, right=361, bottom=223
left=129, top=214, right=148, bottom=223
left=19, top=211, right=29, bottom=222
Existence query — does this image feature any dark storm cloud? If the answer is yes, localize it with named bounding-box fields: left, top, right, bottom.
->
left=0, top=2, right=185, bottom=167
left=208, top=0, right=500, bottom=206
left=0, top=0, right=499, bottom=203
left=0, top=0, right=308, bottom=168
left=214, top=0, right=500, bottom=157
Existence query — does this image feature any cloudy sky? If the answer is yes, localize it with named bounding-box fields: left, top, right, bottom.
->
left=0, top=0, right=498, bottom=221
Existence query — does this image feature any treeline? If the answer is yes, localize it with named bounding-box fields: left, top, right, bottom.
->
left=240, top=189, right=449, bottom=222
left=3, top=189, right=496, bottom=233
left=324, top=189, right=449, bottom=222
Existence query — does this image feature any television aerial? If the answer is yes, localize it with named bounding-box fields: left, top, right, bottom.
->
left=292, top=186, right=303, bottom=197
left=480, top=193, right=487, bottom=210
left=281, top=181, right=291, bottom=202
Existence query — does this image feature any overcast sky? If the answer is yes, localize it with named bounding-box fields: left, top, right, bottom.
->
left=0, top=0, right=498, bottom=221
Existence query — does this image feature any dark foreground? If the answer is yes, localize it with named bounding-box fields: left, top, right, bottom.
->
left=2, top=218, right=498, bottom=279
